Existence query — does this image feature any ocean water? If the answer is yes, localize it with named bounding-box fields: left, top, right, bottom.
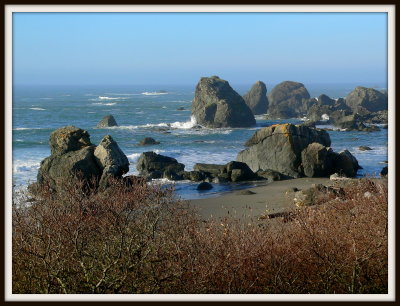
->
left=12, top=83, right=388, bottom=200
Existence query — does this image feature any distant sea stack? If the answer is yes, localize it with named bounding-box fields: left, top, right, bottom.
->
left=96, top=115, right=118, bottom=128
left=267, top=81, right=311, bottom=119
left=345, top=86, right=388, bottom=114
left=243, top=81, right=269, bottom=115
left=191, top=76, right=256, bottom=128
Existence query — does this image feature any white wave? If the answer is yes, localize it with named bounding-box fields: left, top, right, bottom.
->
left=39, top=98, right=53, bottom=100
left=254, top=114, right=267, bottom=120
left=91, top=102, right=117, bottom=106
left=98, top=96, right=122, bottom=100
left=104, top=93, right=141, bottom=96
left=30, top=108, right=45, bottom=111
left=13, top=159, right=41, bottom=174
left=127, top=153, right=141, bottom=163
left=170, top=116, right=197, bottom=129
left=13, top=127, right=45, bottom=131
left=321, top=114, right=330, bottom=121
left=141, top=92, right=168, bottom=96
left=162, top=106, right=167, bottom=109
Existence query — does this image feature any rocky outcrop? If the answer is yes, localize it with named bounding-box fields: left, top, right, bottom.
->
left=332, top=150, right=361, bottom=177
left=37, top=126, right=129, bottom=191
left=345, top=86, right=388, bottom=113
left=139, top=137, right=160, bottom=145
left=301, top=143, right=334, bottom=177
left=136, top=152, right=185, bottom=180
left=237, top=123, right=331, bottom=177
left=242, top=81, right=268, bottom=115
left=335, top=114, right=381, bottom=132
left=191, top=76, right=256, bottom=128
left=306, top=96, right=352, bottom=123
left=360, top=110, right=388, bottom=124
left=267, top=81, right=311, bottom=118
left=96, top=115, right=118, bottom=128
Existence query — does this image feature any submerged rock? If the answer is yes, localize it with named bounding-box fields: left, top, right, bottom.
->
left=191, top=76, right=256, bottom=128
left=138, top=137, right=160, bottom=145
left=96, top=115, right=118, bottom=128
left=243, top=81, right=269, bottom=115
left=196, top=182, right=213, bottom=190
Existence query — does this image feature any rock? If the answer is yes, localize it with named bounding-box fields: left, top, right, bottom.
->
left=138, top=137, right=160, bottom=145
left=136, top=152, right=184, bottom=179
left=235, top=190, right=256, bottom=195
left=237, top=123, right=331, bottom=177
left=193, top=163, right=226, bottom=177
left=242, top=81, right=269, bottom=115
left=383, top=124, right=388, bottom=129
left=225, top=161, right=257, bottom=182
left=37, top=146, right=101, bottom=191
left=335, top=114, right=381, bottom=132
left=184, top=170, right=206, bottom=182
left=345, top=86, right=388, bottom=113
left=49, top=126, right=92, bottom=155
left=380, top=166, right=388, bottom=177
left=332, top=150, right=360, bottom=177
left=360, top=110, right=388, bottom=124
left=191, top=76, right=256, bottom=128
left=317, top=94, right=335, bottom=106
left=212, top=174, right=230, bottom=183
left=358, top=146, right=372, bottom=151
left=196, top=182, right=213, bottom=190
left=267, top=81, right=311, bottom=118
left=96, top=115, right=118, bottom=128
left=301, top=143, right=335, bottom=177
left=177, top=107, right=185, bottom=111
left=294, top=184, right=342, bottom=207
left=94, top=135, right=130, bottom=188
left=256, top=169, right=288, bottom=181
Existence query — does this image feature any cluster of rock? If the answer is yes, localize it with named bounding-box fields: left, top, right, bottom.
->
left=36, top=126, right=129, bottom=192
left=237, top=123, right=361, bottom=178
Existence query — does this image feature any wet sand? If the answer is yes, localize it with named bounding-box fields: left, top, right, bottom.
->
left=189, top=177, right=333, bottom=221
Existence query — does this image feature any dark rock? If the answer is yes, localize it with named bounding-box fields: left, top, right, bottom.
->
left=360, top=110, right=388, bottom=124
left=359, top=146, right=372, bottom=151
left=256, top=169, right=288, bottom=181
left=184, top=170, right=206, bottom=182
left=49, top=126, right=92, bottom=156
left=317, top=94, right=335, bottom=106
left=193, top=163, right=226, bottom=177
left=243, top=81, right=269, bottom=115
left=136, top=152, right=184, bottom=179
left=335, top=114, right=381, bottom=132
left=380, top=166, right=388, bottom=177
left=267, top=81, right=311, bottom=118
left=177, top=107, right=185, bottom=111
left=332, top=150, right=360, bottom=177
left=225, top=161, right=257, bottom=181
left=163, top=168, right=184, bottom=181
left=345, top=86, right=388, bottom=113
left=383, top=124, right=388, bottom=129
left=301, top=143, right=335, bottom=177
left=237, top=123, right=331, bottom=177
left=212, top=174, right=230, bottom=183
left=196, top=182, right=213, bottom=190
left=96, top=115, right=118, bottom=128
left=139, top=137, right=160, bottom=145
left=191, top=76, right=256, bottom=128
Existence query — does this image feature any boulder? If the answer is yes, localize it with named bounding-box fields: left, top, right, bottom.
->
left=184, top=170, right=206, bottom=182
left=332, top=150, right=361, bottom=177
left=345, top=86, right=388, bottom=113
left=237, top=123, right=331, bottom=177
left=139, top=137, right=160, bottom=145
left=49, top=126, right=92, bottom=156
left=136, top=152, right=184, bottom=179
left=242, top=81, right=269, bottom=115
left=196, top=182, right=213, bottom=190
left=96, top=115, right=118, bottom=128
left=317, top=94, right=335, bottom=106
left=193, top=163, right=227, bottom=177
left=380, top=166, right=388, bottom=177
left=358, top=146, right=372, bottom=151
left=256, top=169, right=287, bottom=181
left=301, top=143, right=335, bottom=177
left=335, top=114, right=381, bottom=132
left=225, top=161, right=257, bottom=182
left=267, top=81, right=311, bottom=118
left=94, top=135, right=130, bottom=188
left=191, top=76, right=256, bottom=128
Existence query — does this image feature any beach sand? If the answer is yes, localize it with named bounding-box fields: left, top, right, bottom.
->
left=189, top=177, right=334, bottom=221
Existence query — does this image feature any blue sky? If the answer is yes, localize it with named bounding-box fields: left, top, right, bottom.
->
left=13, top=12, right=387, bottom=86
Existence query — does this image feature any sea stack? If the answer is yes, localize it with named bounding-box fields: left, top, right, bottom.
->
left=345, top=86, right=388, bottom=114
left=191, top=76, right=256, bottom=128
left=243, top=81, right=269, bottom=115
left=96, top=115, right=118, bottom=128
left=267, top=81, right=311, bottom=118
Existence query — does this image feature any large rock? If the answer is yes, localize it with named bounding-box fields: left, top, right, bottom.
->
left=37, top=126, right=131, bottom=192
left=332, top=150, right=361, bottom=177
left=139, top=137, right=160, bottom=146
left=225, top=161, right=257, bottom=182
left=191, top=76, right=256, bottom=128
left=335, top=114, right=380, bottom=132
left=96, top=115, right=118, bottom=128
left=193, top=163, right=226, bottom=177
left=237, top=123, right=331, bottom=177
left=94, top=135, right=130, bottom=188
left=49, top=126, right=92, bottom=155
left=267, top=81, right=311, bottom=118
left=345, top=86, right=388, bottom=113
left=301, top=143, right=335, bottom=177
left=136, top=152, right=184, bottom=179
left=242, top=81, right=268, bottom=115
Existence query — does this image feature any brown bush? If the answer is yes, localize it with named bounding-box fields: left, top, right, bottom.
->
left=12, top=177, right=388, bottom=294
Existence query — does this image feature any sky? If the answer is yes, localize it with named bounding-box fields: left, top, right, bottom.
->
left=13, top=12, right=388, bottom=86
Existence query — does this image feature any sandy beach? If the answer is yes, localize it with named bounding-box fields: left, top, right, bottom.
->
left=189, top=177, right=334, bottom=221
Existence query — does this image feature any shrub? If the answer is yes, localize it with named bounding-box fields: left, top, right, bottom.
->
left=12, top=177, right=388, bottom=294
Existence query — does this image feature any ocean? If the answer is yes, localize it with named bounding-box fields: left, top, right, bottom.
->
left=12, top=82, right=388, bottom=200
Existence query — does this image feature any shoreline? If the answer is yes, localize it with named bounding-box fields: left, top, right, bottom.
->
left=189, top=177, right=336, bottom=221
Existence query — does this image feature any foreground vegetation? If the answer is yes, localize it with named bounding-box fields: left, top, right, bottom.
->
left=13, top=177, right=388, bottom=294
